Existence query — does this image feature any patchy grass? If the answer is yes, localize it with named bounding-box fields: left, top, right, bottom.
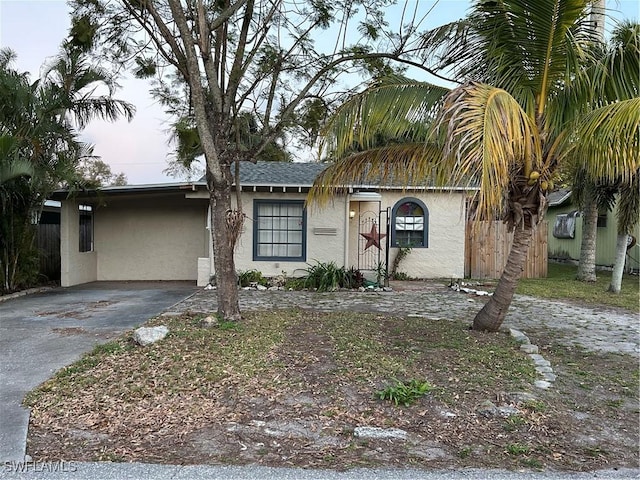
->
left=24, top=309, right=638, bottom=471
left=517, top=262, right=639, bottom=312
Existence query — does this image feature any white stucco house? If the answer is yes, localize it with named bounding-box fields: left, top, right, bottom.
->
left=51, top=162, right=475, bottom=287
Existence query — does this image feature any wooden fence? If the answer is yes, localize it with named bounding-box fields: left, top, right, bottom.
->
left=37, top=223, right=61, bottom=281
left=465, top=221, right=548, bottom=279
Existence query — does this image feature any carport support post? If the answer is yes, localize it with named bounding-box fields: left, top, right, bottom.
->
left=60, top=199, right=78, bottom=287
left=60, top=200, right=98, bottom=287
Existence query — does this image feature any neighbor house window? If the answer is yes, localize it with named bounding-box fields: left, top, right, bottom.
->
left=253, top=200, right=306, bottom=261
left=391, top=198, right=428, bottom=247
left=79, top=205, right=93, bottom=252
left=597, top=210, right=608, bottom=228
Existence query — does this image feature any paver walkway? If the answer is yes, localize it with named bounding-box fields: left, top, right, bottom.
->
left=171, top=282, right=639, bottom=356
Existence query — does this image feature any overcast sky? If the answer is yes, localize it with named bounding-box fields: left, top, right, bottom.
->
left=0, top=0, right=638, bottom=185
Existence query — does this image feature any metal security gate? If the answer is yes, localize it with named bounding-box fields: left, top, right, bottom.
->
left=356, top=207, right=390, bottom=285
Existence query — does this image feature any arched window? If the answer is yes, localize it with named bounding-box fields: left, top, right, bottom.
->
left=391, top=198, right=428, bottom=248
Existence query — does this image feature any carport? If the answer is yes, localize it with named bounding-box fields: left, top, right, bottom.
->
left=50, top=183, right=209, bottom=287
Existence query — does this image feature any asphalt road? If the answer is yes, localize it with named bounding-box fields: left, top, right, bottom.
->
left=0, top=462, right=637, bottom=479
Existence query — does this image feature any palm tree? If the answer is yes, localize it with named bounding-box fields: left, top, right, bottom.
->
left=310, top=1, right=639, bottom=332
left=0, top=44, right=133, bottom=291
left=574, top=18, right=640, bottom=282
left=41, top=41, right=134, bottom=129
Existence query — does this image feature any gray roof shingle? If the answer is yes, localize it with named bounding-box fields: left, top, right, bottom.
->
left=236, top=161, right=327, bottom=186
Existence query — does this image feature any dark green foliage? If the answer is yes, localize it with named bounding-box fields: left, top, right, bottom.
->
left=376, top=379, right=434, bottom=407
left=0, top=43, right=131, bottom=293
left=238, top=269, right=268, bottom=287
left=303, top=261, right=363, bottom=291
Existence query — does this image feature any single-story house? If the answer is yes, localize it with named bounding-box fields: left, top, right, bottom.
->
left=51, top=161, right=476, bottom=287
left=546, top=188, right=640, bottom=272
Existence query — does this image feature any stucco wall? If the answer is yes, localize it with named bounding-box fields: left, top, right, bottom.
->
left=377, top=192, right=466, bottom=279
left=94, top=195, right=207, bottom=281
left=200, top=190, right=467, bottom=282
left=232, top=192, right=348, bottom=277
left=60, top=200, right=97, bottom=287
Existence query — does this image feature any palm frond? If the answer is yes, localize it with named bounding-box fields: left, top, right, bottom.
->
left=562, top=98, right=640, bottom=183
left=308, top=143, right=444, bottom=206
left=319, top=76, right=449, bottom=160
left=69, top=96, right=135, bottom=128
left=591, top=20, right=640, bottom=103
left=0, top=136, right=33, bottom=184
left=421, top=0, right=597, bottom=117
left=435, top=82, right=542, bottom=218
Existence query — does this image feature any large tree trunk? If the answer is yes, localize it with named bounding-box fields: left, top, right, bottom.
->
left=577, top=197, right=598, bottom=282
left=209, top=165, right=241, bottom=322
left=472, top=222, right=533, bottom=332
left=608, top=233, right=628, bottom=294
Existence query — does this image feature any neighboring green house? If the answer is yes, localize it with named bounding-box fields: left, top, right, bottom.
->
left=546, top=189, right=640, bottom=273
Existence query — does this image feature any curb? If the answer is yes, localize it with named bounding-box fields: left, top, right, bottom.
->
left=509, top=328, right=556, bottom=390
left=0, top=286, right=55, bottom=304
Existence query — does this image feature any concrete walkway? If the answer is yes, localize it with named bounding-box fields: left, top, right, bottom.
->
left=174, top=282, right=640, bottom=356
left=1, top=281, right=638, bottom=479
left=0, top=282, right=198, bottom=463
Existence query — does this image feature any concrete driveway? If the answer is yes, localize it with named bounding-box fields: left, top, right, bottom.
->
left=0, top=281, right=198, bottom=462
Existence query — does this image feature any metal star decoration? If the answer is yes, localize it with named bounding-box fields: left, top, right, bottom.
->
left=360, top=223, right=386, bottom=250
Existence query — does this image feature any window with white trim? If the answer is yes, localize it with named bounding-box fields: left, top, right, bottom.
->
left=253, top=200, right=306, bottom=261
left=391, top=198, right=428, bottom=247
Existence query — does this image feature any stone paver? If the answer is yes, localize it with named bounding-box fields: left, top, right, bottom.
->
left=174, top=283, right=639, bottom=357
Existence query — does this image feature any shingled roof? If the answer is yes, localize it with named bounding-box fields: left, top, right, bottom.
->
left=547, top=188, right=572, bottom=207
left=229, top=161, right=475, bottom=190
left=235, top=161, right=327, bottom=186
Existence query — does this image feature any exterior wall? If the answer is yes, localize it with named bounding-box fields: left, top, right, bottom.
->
left=232, top=192, right=347, bottom=277
left=197, top=190, right=467, bottom=283
left=94, top=195, right=207, bottom=281
left=377, top=192, right=467, bottom=279
left=60, top=200, right=97, bottom=287
left=546, top=202, right=640, bottom=271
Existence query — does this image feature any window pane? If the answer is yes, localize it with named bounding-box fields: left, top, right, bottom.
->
left=273, top=230, right=287, bottom=243
left=288, top=217, right=301, bottom=229
left=288, top=231, right=302, bottom=243
left=259, top=204, right=273, bottom=216
left=288, top=245, right=302, bottom=257
left=258, top=244, right=273, bottom=257
left=258, top=231, right=273, bottom=243
left=273, top=217, right=287, bottom=229
left=258, top=217, right=272, bottom=229
left=288, top=204, right=302, bottom=216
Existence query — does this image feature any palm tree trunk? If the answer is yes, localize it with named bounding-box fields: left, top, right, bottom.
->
left=472, top=222, right=533, bottom=332
left=577, top=198, right=598, bottom=282
left=608, top=233, right=628, bottom=294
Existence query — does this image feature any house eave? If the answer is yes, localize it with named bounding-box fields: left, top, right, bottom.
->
left=49, top=182, right=207, bottom=200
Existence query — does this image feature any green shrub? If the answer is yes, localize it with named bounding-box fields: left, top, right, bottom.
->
left=376, top=379, right=434, bottom=407
left=238, top=269, right=267, bottom=287
left=283, top=277, right=307, bottom=290
left=303, top=261, right=363, bottom=291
